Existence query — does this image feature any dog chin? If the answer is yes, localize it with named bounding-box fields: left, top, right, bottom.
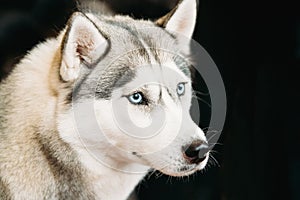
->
left=156, top=156, right=209, bottom=177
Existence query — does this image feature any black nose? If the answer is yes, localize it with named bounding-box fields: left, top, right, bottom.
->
left=183, top=140, right=209, bottom=164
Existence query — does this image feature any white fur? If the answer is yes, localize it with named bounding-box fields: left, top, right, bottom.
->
left=165, top=0, right=197, bottom=38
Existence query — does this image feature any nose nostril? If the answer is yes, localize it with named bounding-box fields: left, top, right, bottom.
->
left=183, top=140, right=209, bottom=164
left=184, top=146, right=199, bottom=158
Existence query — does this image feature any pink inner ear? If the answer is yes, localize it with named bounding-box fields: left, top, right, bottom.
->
left=76, top=28, right=96, bottom=59
left=177, top=17, right=190, bottom=33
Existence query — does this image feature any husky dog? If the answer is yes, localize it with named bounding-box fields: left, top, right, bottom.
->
left=0, top=0, right=210, bottom=199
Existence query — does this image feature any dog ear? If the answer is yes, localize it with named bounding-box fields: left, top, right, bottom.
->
left=156, top=0, right=197, bottom=38
left=60, top=12, right=108, bottom=82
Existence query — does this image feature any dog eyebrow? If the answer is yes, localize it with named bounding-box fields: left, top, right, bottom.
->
left=94, top=68, right=136, bottom=100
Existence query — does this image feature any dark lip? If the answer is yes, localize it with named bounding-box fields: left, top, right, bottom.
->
left=178, top=165, right=196, bottom=172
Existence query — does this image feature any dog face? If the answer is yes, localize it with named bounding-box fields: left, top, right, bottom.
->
left=92, top=61, right=209, bottom=176
left=57, top=0, right=209, bottom=176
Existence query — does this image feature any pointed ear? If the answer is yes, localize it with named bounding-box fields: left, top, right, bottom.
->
left=60, top=12, right=108, bottom=82
left=156, top=0, right=198, bottom=38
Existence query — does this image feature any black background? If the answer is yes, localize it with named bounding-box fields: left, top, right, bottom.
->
left=0, top=0, right=299, bottom=199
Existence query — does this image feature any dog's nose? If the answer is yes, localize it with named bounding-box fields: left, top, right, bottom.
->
left=183, top=140, right=209, bottom=164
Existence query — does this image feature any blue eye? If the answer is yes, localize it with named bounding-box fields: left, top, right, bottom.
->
left=177, top=83, right=185, bottom=96
left=128, top=92, right=144, bottom=104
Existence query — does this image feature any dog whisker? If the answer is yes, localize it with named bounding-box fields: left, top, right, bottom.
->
left=209, top=153, right=220, bottom=167
left=192, top=95, right=211, bottom=108
left=192, top=90, right=210, bottom=96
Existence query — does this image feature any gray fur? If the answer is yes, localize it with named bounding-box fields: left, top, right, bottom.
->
left=0, top=177, right=11, bottom=200
left=35, top=129, right=95, bottom=199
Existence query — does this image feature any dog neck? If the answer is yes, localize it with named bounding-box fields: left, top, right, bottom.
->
left=71, top=144, right=150, bottom=199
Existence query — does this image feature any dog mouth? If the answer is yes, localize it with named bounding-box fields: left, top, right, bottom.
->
left=178, top=165, right=196, bottom=172
left=157, top=157, right=209, bottom=177
left=159, top=164, right=198, bottom=177
left=132, top=150, right=209, bottom=176
left=173, top=152, right=210, bottom=176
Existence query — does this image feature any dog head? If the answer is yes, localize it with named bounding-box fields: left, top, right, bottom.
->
left=57, top=0, right=209, bottom=176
